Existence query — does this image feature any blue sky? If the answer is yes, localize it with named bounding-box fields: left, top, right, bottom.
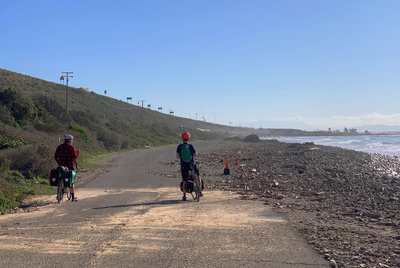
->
left=1, top=0, right=400, bottom=131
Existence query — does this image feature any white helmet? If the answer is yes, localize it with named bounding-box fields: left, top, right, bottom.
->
left=64, top=134, right=74, bottom=140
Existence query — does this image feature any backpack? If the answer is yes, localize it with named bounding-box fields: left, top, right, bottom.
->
left=180, top=143, right=193, bottom=163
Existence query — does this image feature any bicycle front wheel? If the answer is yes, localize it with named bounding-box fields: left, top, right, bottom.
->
left=57, top=179, right=64, bottom=203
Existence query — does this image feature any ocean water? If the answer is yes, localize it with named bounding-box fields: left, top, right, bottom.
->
left=261, top=135, right=400, bottom=157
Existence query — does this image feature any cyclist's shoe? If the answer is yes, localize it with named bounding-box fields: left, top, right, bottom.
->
left=182, top=195, right=186, bottom=201
left=71, top=197, right=78, bottom=202
left=199, top=192, right=203, bottom=197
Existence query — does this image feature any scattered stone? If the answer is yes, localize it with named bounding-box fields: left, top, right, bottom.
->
left=164, top=139, right=400, bottom=267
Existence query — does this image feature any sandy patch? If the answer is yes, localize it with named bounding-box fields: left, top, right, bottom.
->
left=0, top=187, right=285, bottom=260
left=82, top=187, right=286, bottom=258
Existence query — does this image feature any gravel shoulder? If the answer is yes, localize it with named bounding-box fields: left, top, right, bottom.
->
left=194, top=140, right=400, bottom=267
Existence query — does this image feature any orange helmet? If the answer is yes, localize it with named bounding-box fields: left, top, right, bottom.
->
left=181, top=132, right=190, bottom=140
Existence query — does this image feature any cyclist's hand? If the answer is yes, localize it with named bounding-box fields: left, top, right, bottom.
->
left=76, top=150, right=80, bottom=157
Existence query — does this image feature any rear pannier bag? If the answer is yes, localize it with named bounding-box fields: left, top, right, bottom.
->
left=48, top=166, right=72, bottom=186
left=180, top=179, right=194, bottom=193
left=62, top=170, right=76, bottom=188
left=49, top=168, right=60, bottom=186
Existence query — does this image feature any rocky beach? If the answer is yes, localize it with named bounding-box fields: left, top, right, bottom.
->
left=194, top=139, right=400, bottom=267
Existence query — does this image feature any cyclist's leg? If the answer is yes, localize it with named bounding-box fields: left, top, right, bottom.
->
left=69, top=169, right=78, bottom=202
left=181, top=164, right=190, bottom=201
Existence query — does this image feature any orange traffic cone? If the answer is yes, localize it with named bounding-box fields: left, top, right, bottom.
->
left=235, top=156, right=239, bottom=166
left=224, top=160, right=230, bottom=175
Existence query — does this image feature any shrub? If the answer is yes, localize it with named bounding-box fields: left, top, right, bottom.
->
left=32, top=106, right=60, bottom=132
left=0, top=106, right=18, bottom=127
left=6, top=170, right=26, bottom=184
left=0, top=178, right=17, bottom=212
left=68, top=124, right=91, bottom=144
left=0, top=87, right=36, bottom=126
left=97, top=128, right=121, bottom=150
left=9, top=143, right=53, bottom=177
left=0, top=158, right=11, bottom=170
left=243, top=134, right=261, bottom=142
left=0, top=134, right=26, bottom=149
left=0, top=88, right=60, bottom=131
left=35, top=94, right=65, bottom=120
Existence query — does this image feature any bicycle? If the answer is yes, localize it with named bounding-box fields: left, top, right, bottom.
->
left=57, top=172, right=72, bottom=203
left=188, top=166, right=203, bottom=202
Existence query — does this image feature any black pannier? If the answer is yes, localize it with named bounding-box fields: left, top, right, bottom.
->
left=48, top=166, right=70, bottom=186
left=49, top=168, right=59, bottom=186
left=180, top=179, right=194, bottom=193
left=62, top=170, right=74, bottom=188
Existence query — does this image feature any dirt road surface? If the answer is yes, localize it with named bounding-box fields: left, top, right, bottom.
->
left=0, top=141, right=328, bottom=267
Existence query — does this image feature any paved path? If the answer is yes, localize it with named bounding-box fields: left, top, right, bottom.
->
left=0, top=141, right=328, bottom=267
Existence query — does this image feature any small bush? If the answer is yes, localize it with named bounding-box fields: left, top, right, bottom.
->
left=97, top=128, right=121, bottom=150
left=0, top=134, right=26, bottom=149
left=0, top=106, right=18, bottom=127
left=0, top=178, right=18, bottom=212
left=9, top=143, right=53, bottom=177
left=0, top=158, right=11, bottom=170
left=7, top=170, right=26, bottom=184
left=243, top=134, right=261, bottom=142
left=0, top=87, right=36, bottom=126
left=68, top=124, right=91, bottom=144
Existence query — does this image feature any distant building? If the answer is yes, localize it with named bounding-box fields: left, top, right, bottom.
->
left=80, top=87, right=89, bottom=91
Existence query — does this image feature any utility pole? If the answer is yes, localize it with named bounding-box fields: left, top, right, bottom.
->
left=138, top=100, right=145, bottom=107
left=61, top=72, right=73, bottom=113
left=194, top=113, right=198, bottom=120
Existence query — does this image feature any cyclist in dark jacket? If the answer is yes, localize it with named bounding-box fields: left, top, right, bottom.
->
left=54, top=134, right=79, bottom=201
left=176, top=132, right=198, bottom=201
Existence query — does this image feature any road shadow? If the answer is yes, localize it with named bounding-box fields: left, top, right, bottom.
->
left=93, top=199, right=180, bottom=210
left=19, top=201, right=53, bottom=209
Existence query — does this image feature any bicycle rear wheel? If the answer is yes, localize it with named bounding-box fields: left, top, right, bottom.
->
left=193, top=174, right=201, bottom=202
left=57, top=179, right=64, bottom=203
